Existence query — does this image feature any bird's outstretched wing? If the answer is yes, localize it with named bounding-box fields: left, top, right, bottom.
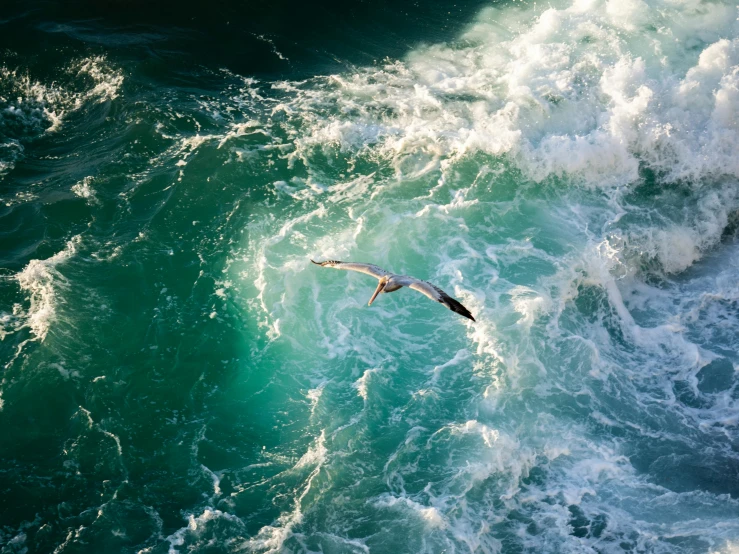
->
left=311, top=259, right=389, bottom=280
left=406, top=278, right=476, bottom=321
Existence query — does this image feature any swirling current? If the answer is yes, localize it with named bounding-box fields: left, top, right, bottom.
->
left=1, top=0, right=739, bottom=552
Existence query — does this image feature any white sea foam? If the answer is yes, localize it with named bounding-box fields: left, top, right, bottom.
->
left=71, top=176, right=97, bottom=203
left=355, top=367, right=381, bottom=402
left=306, top=383, right=325, bottom=418
left=15, top=236, right=80, bottom=342
left=165, top=509, right=243, bottom=554
left=73, top=56, right=124, bottom=105
left=509, top=285, right=553, bottom=329
left=374, top=496, right=447, bottom=529
left=0, top=66, right=67, bottom=135
left=268, top=0, right=738, bottom=196
left=0, top=56, right=123, bottom=178
left=0, top=141, right=23, bottom=181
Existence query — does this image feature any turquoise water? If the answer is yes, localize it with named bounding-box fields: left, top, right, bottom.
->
left=2, top=0, right=739, bottom=552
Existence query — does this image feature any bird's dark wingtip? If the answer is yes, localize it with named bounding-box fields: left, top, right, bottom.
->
left=310, top=259, right=321, bottom=265
left=459, top=310, right=475, bottom=322
left=442, top=293, right=476, bottom=322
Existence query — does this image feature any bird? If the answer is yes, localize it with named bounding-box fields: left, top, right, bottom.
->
left=310, top=259, right=475, bottom=321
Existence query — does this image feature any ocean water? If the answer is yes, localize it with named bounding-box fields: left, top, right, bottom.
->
left=1, top=0, right=739, bottom=552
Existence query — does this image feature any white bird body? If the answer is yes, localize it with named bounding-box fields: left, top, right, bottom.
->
left=311, top=259, right=475, bottom=321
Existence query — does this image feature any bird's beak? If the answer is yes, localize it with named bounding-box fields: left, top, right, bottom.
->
left=368, top=281, right=385, bottom=306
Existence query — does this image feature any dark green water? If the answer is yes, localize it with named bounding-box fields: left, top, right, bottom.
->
left=2, top=1, right=739, bottom=552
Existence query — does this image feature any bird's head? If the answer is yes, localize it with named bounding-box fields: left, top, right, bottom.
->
left=367, top=277, right=388, bottom=306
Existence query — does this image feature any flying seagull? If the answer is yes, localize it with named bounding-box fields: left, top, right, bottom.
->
left=311, top=259, right=475, bottom=321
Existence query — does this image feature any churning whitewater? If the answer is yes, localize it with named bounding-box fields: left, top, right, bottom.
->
left=1, top=0, right=738, bottom=552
